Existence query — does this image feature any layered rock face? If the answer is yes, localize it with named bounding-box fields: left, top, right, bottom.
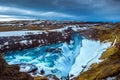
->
left=0, top=54, right=33, bottom=80
left=0, top=28, right=75, bottom=53
left=1, top=20, right=119, bottom=80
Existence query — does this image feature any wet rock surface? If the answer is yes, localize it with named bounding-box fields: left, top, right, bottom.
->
left=18, top=63, right=38, bottom=73
left=46, top=74, right=59, bottom=80
left=0, top=54, right=33, bottom=80
left=45, top=47, right=62, bottom=53
left=0, top=21, right=119, bottom=80
left=0, top=28, right=75, bottom=53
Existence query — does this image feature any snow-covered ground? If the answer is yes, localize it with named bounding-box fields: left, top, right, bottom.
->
left=0, top=30, right=45, bottom=37
left=0, top=25, right=87, bottom=37
left=65, top=25, right=88, bottom=31
left=69, top=39, right=111, bottom=77
left=48, top=25, right=88, bottom=32
left=3, top=33, right=111, bottom=79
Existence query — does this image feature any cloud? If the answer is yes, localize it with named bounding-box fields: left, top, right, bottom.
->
left=0, top=15, right=35, bottom=21
left=0, top=6, right=76, bottom=20
left=0, top=0, right=120, bottom=21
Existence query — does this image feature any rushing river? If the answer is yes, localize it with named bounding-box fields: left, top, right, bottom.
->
left=3, top=33, right=111, bottom=79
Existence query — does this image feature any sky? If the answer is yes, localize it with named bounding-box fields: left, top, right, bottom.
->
left=0, top=0, right=120, bottom=22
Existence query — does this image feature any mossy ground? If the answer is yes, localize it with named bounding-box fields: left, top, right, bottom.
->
left=0, top=25, right=64, bottom=32
left=76, top=23, right=120, bottom=80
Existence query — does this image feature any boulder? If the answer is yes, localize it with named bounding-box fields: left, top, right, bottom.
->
left=0, top=54, right=33, bottom=80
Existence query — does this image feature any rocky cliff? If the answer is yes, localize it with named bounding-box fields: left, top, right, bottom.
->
left=0, top=54, right=33, bottom=80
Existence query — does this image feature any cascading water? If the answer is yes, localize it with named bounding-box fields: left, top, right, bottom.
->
left=3, top=33, right=111, bottom=79
left=3, top=33, right=83, bottom=79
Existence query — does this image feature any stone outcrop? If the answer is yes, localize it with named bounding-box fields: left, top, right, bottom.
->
left=0, top=28, right=75, bottom=53
left=0, top=54, right=33, bottom=80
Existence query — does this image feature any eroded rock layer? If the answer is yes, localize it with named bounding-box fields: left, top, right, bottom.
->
left=0, top=54, right=33, bottom=80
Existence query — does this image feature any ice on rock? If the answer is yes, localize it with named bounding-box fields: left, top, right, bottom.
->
left=3, top=33, right=111, bottom=79
left=4, top=33, right=82, bottom=78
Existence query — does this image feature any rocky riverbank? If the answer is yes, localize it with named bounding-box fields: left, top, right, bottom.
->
left=76, top=23, right=120, bottom=80
left=0, top=21, right=120, bottom=80
left=0, top=54, right=33, bottom=80
left=0, top=28, right=77, bottom=53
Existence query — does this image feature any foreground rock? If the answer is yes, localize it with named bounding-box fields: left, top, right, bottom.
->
left=0, top=54, right=33, bottom=80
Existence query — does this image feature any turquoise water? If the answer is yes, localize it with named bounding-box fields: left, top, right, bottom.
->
left=4, top=34, right=83, bottom=78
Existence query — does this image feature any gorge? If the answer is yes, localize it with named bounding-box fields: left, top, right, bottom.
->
left=0, top=21, right=120, bottom=80
left=3, top=32, right=111, bottom=79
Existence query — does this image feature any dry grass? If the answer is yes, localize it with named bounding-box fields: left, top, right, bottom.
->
left=91, top=26, right=105, bottom=30
left=100, top=46, right=118, bottom=59
left=76, top=23, right=120, bottom=80
left=0, top=25, right=65, bottom=32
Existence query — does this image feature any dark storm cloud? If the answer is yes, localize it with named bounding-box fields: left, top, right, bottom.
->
left=0, top=0, right=60, bottom=11
left=0, top=0, right=120, bottom=21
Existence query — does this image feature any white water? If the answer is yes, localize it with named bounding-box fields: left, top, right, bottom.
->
left=4, top=34, right=82, bottom=78
left=3, top=34, right=111, bottom=79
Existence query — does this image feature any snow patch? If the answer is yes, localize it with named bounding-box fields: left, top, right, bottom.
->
left=20, top=40, right=28, bottom=45
left=4, top=34, right=82, bottom=78
left=49, top=26, right=88, bottom=32
left=3, top=34, right=111, bottom=79
left=0, top=30, right=44, bottom=37
left=69, top=39, right=111, bottom=77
